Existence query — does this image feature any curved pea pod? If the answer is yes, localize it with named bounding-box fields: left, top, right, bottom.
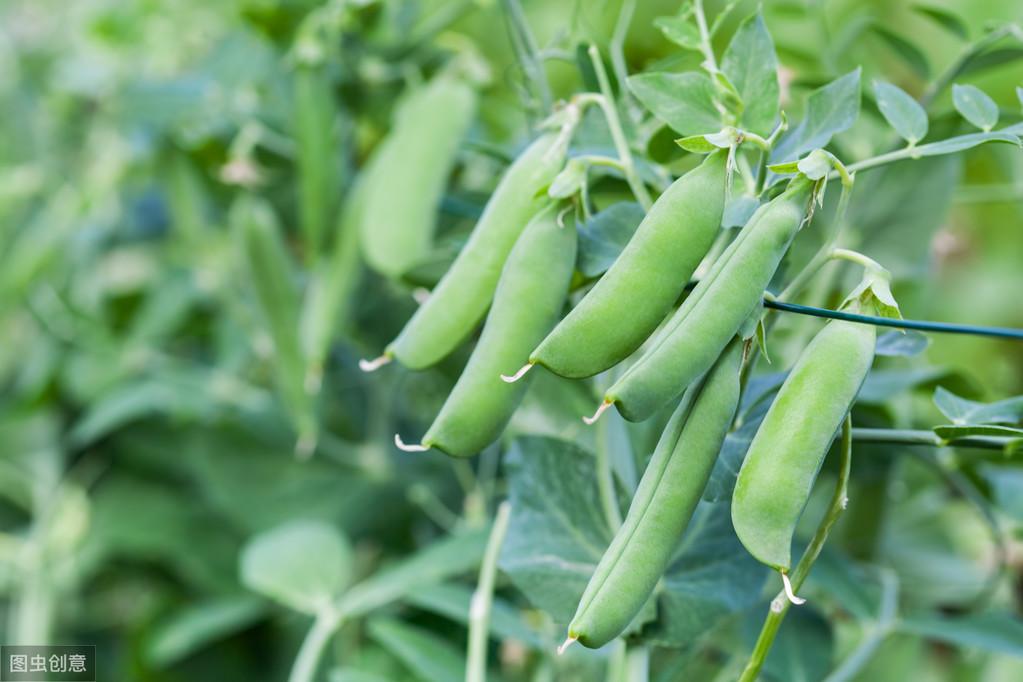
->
left=528, top=150, right=728, bottom=379
left=359, top=75, right=477, bottom=278
left=397, top=205, right=576, bottom=457
left=374, top=133, right=568, bottom=371
left=598, top=178, right=813, bottom=423
left=731, top=317, right=875, bottom=574
left=567, top=339, right=743, bottom=650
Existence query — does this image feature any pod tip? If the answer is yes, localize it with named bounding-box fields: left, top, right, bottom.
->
left=781, top=572, right=806, bottom=605
left=359, top=354, right=392, bottom=372
left=500, top=363, right=534, bottom=383
left=556, top=636, right=577, bottom=656
left=394, top=434, right=430, bottom=453
left=582, top=400, right=612, bottom=425
left=412, top=287, right=430, bottom=305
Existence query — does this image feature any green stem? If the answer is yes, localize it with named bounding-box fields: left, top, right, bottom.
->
left=501, top=0, right=552, bottom=112
left=596, top=414, right=624, bottom=533
left=289, top=609, right=342, bottom=682
left=584, top=47, right=654, bottom=211
left=692, top=0, right=719, bottom=73
left=466, top=502, right=512, bottom=682
left=610, top=0, right=638, bottom=113
left=625, top=643, right=650, bottom=681
left=739, top=415, right=853, bottom=682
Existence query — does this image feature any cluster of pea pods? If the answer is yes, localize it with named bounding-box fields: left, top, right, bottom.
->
left=358, top=73, right=880, bottom=651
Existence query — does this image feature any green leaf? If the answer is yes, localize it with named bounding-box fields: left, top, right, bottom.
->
left=240, top=519, right=352, bottom=614
left=654, top=14, right=701, bottom=51
left=722, top=12, right=780, bottom=136
left=367, top=618, right=465, bottom=682
left=576, top=202, right=645, bottom=278
left=933, top=424, right=1023, bottom=441
left=339, top=528, right=489, bottom=618
left=858, top=367, right=957, bottom=405
left=753, top=606, right=834, bottom=682
left=911, top=4, right=968, bottom=39
left=933, top=386, right=1023, bottom=425
left=771, top=68, right=862, bottom=163
left=876, top=331, right=929, bottom=357
left=870, top=25, right=930, bottom=78
left=873, top=81, right=928, bottom=144
left=145, top=596, right=266, bottom=668
left=978, top=465, right=1023, bottom=521
left=547, top=158, right=587, bottom=199
left=406, top=583, right=547, bottom=648
left=628, top=71, right=723, bottom=137
left=898, top=612, right=1023, bottom=656
left=675, top=134, right=720, bottom=153
left=952, top=84, right=999, bottom=131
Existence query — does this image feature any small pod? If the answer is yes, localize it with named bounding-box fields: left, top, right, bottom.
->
left=529, top=150, right=728, bottom=379
left=405, top=205, right=576, bottom=457
left=381, top=133, right=568, bottom=370
left=567, top=339, right=744, bottom=650
left=601, top=177, right=814, bottom=422
left=731, top=316, right=875, bottom=573
left=359, top=74, right=477, bottom=278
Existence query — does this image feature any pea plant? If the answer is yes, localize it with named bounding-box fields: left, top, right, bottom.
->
left=1, top=0, right=1023, bottom=681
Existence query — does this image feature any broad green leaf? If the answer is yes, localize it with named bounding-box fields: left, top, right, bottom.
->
left=933, top=386, right=1023, bottom=425
left=722, top=12, right=780, bottom=136
left=339, top=528, right=489, bottom=617
left=240, top=520, right=352, bottom=614
left=628, top=71, right=722, bottom=137
left=406, top=583, right=547, bottom=648
left=145, top=596, right=266, bottom=668
left=873, top=81, right=928, bottom=144
left=870, top=25, right=930, bottom=78
left=771, top=68, right=862, bottom=163
left=898, top=612, right=1023, bottom=656
left=702, top=418, right=761, bottom=503
left=367, top=618, right=465, bottom=682
left=952, top=84, right=999, bottom=131
left=675, top=134, right=720, bottom=153
left=911, top=5, right=968, bottom=39
left=576, top=202, right=645, bottom=278
left=654, top=14, right=701, bottom=51
left=933, top=424, right=1023, bottom=441
left=875, top=330, right=929, bottom=357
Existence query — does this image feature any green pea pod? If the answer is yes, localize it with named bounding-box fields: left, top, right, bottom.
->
left=567, top=339, right=743, bottom=650
left=527, top=150, right=728, bottom=379
left=293, top=64, right=340, bottom=256
left=232, top=195, right=317, bottom=455
left=396, top=205, right=576, bottom=457
left=368, top=133, right=568, bottom=371
left=359, top=75, right=477, bottom=278
left=597, top=177, right=814, bottom=423
left=732, top=316, right=875, bottom=574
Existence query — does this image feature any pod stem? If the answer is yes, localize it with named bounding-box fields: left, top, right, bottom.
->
left=556, top=636, right=577, bottom=656
left=500, top=363, right=534, bottom=383
left=359, top=354, right=392, bottom=372
left=394, top=434, right=430, bottom=452
left=582, top=400, right=612, bottom=425
left=738, top=414, right=853, bottom=682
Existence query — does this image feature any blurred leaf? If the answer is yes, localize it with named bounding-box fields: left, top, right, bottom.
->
left=722, top=12, right=780, bottom=137
left=978, top=466, right=1023, bottom=521
left=145, top=596, right=266, bottom=668
left=771, top=69, right=862, bottom=163
left=912, top=5, right=968, bottom=39
left=339, top=528, right=489, bottom=618
left=655, top=14, right=701, bottom=51
left=933, top=387, right=1023, bottom=425
left=873, top=81, right=928, bottom=144
left=870, top=25, right=930, bottom=78
left=576, top=202, right=645, bottom=278
left=898, top=612, right=1023, bottom=656
left=858, top=367, right=956, bottom=405
left=875, top=330, right=929, bottom=357
left=933, top=424, right=1023, bottom=440
left=406, top=583, right=547, bottom=648
left=952, top=84, right=999, bottom=131
left=367, top=619, right=465, bottom=682
left=240, top=520, right=352, bottom=614
left=628, top=72, right=723, bottom=137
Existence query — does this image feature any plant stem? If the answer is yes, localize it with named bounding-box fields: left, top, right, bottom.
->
left=739, top=415, right=853, bottom=682
left=289, top=609, right=342, bottom=682
left=692, top=0, right=719, bottom=73
left=466, top=502, right=512, bottom=682
left=500, top=0, right=552, bottom=113
left=610, top=0, right=637, bottom=111
left=625, top=643, right=650, bottom=681
left=584, top=47, right=653, bottom=210
left=596, top=415, right=624, bottom=533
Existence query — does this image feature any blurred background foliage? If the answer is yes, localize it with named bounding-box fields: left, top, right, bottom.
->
left=0, top=0, right=1021, bottom=680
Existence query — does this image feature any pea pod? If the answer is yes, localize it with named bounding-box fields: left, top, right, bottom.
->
left=359, top=75, right=477, bottom=278
left=395, top=205, right=576, bottom=457
left=524, top=150, right=728, bottom=379
left=566, top=339, right=744, bottom=650
left=366, top=133, right=568, bottom=371
left=731, top=315, right=875, bottom=575
left=593, top=177, right=814, bottom=423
